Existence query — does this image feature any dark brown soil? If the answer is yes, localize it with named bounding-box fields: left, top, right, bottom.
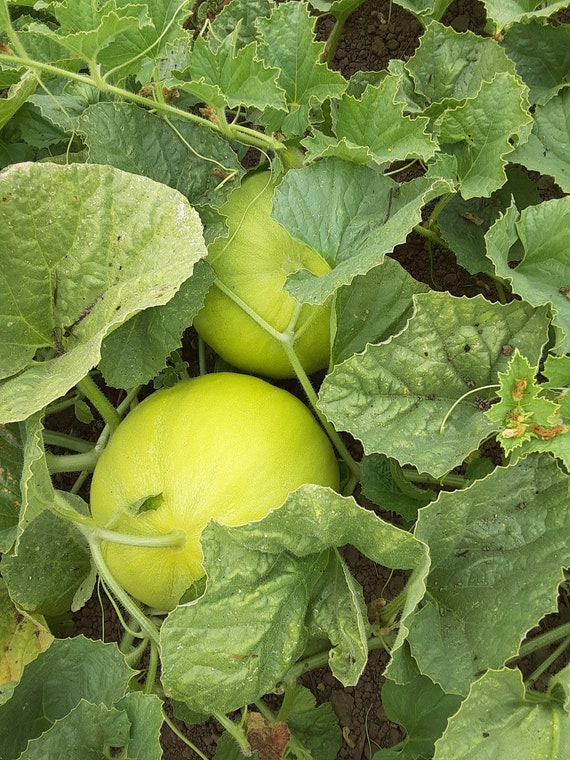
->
left=69, top=2, right=569, bottom=759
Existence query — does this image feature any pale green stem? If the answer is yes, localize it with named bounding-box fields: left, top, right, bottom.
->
left=144, top=640, right=160, bottom=694
left=87, top=536, right=160, bottom=644
left=524, top=636, right=570, bottom=688
left=77, top=376, right=121, bottom=433
left=45, top=449, right=100, bottom=473
left=0, top=52, right=284, bottom=154
left=42, top=430, right=95, bottom=453
left=514, top=621, right=570, bottom=660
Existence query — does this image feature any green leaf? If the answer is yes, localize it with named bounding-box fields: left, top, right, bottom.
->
left=481, top=0, right=570, bottom=33
left=1, top=506, right=93, bottom=616
left=210, top=0, right=273, bottom=50
left=391, top=0, right=454, bottom=21
left=49, top=2, right=149, bottom=64
left=177, top=30, right=285, bottom=111
left=0, top=636, right=134, bottom=760
left=286, top=685, right=342, bottom=760
left=403, top=21, right=520, bottom=116
left=302, top=76, right=437, bottom=166
left=98, top=258, right=214, bottom=389
left=374, top=675, right=462, bottom=759
left=485, top=197, right=570, bottom=353
left=543, top=354, right=570, bottom=389
left=510, top=90, right=570, bottom=193
left=160, top=485, right=428, bottom=715
left=433, top=72, right=532, bottom=199
left=410, top=454, right=570, bottom=696
left=0, top=162, right=207, bottom=423
left=272, top=158, right=453, bottom=305
left=501, top=20, right=570, bottom=106
left=18, top=412, right=55, bottom=547
left=256, top=1, right=346, bottom=135
left=0, top=424, right=22, bottom=552
left=433, top=668, right=570, bottom=759
left=114, top=691, right=164, bottom=760
left=360, top=453, right=435, bottom=526
left=0, top=580, right=53, bottom=706
left=485, top=350, right=568, bottom=460
left=78, top=102, right=244, bottom=208
left=319, top=293, right=549, bottom=478
left=333, top=257, right=430, bottom=365
left=437, top=167, right=540, bottom=278
left=0, top=70, right=39, bottom=130
left=19, top=700, right=131, bottom=760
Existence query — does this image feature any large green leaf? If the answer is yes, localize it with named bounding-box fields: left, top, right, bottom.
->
left=409, top=454, right=570, bottom=696
left=272, top=158, right=453, bottom=305
left=404, top=21, right=519, bottom=115
left=78, top=102, right=244, bottom=207
left=319, top=293, right=549, bottom=478
left=332, top=256, right=430, bottom=365
left=485, top=198, right=570, bottom=354
left=256, top=1, right=346, bottom=135
left=0, top=70, right=39, bottom=130
left=510, top=90, right=570, bottom=193
left=0, top=636, right=134, bottom=760
left=0, top=162, right=207, bottom=423
left=501, top=20, right=570, bottom=106
left=160, top=485, right=428, bottom=715
left=433, top=668, right=570, bottom=758
left=0, top=424, right=22, bottom=552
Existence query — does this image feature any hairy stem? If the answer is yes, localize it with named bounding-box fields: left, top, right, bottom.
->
left=77, top=376, right=121, bottom=433
left=45, top=449, right=100, bottom=473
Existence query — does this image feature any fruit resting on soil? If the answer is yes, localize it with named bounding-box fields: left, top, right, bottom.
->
left=193, top=171, right=332, bottom=379
left=89, top=372, right=340, bottom=610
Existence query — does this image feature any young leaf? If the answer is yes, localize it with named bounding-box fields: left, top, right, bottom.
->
left=0, top=162, right=207, bottom=423
left=160, top=485, right=428, bottom=715
left=302, top=76, right=437, bottom=166
left=376, top=675, right=462, bottom=759
left=510, top=90, right=570, bottom=194
left=319, top=294, right=549, bottom=478
left=485, top=349, right=567, bottom=455
left=433, top=668, right=570, bottom=759
left=286, top=685, right=342, bottom=760
left=485, top=197, right=570, bottom=353
left=256, top=1, right=346, bottom=135
left=432, top=72, right=532, bottom=199
left=210, top=0, right=273, bottom=50
left=272, top=157, right=453, bottom=305
left=0, top=636, right=134, bottom=760
left=410, top=454, right=570, bottom=696
left=176, top=30, right=285, bottom=111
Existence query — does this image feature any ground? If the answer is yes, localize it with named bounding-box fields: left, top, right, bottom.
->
left=70, top=1, right=569, bottom=758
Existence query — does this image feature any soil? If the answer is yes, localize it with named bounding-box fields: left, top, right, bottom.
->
left=67, top=1, right=569, bottom=759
